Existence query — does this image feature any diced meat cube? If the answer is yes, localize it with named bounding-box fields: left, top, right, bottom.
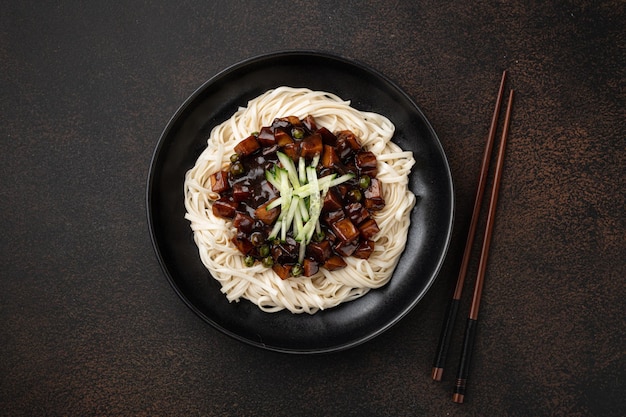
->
left=353, top=239, right=374, bottom=259
left=336, top=130, right=361, bottom=150
left=306, top=240, right=332, bottom=263
left=336, top=184, right=350, bottom=198
left=345, top=202, right=370, bottom=225
left=322, top=209, right=344, bottom=225
left=322, top=188, right=343, bottom=212
left=323, top=255, right=347, bottom=271
left=231, top=235, right=254, bottom=255
left=317, top=127, right=337, bottom=146
left=274, top=128, right=294, bottom=146
left=334, top=239, right=359, bottom=257
left=358, top=218, right=380, bottom=239
left=271, top=117, right=290, bottom=130
left=300, top=133, right=323, bottom=159
left=331, top=217, right=360, bottom=242
left=234, top=135, right=261, bottom=156
left=212, top=198, right=238, bottom=219
left=255, top=199, right=281, bottom=225
left=285, top=116, right=302, bottom=127
left=335, top=130, right=361, bottom=161
left=281, top=142, right=301, bottom=161
left=321, top=145, right=341, bottom=168
left=364, top=178, right=385, bottom=211
left=272, top=263, right=292, bottom=280
left=232, top=183, right=251, bottom=202
left=271, top=237, right=299, bottom=264
left=355, top=151, right=378, bottom=177
left=232, top=212, right=254, bottom=233
left=209, top=170, right=230, bottom=193
left=335, top=137, right=353, bottom=161
left=302, top=259, right=319, bottom=277
left=257, top=127, right=275, bottom=146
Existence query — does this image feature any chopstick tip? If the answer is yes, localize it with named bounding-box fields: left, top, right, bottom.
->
left=432, top=367, right=444, bottom=381
left=452, top=393, right=465, bottom=404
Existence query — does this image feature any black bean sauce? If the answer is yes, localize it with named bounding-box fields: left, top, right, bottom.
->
left=209, top=115, right=385, bottom=279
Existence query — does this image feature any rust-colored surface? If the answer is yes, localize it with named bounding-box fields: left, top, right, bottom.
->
left=1, top=1, right=624, bottom=416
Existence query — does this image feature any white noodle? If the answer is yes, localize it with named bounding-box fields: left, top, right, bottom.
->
left=184, top=87, right=416, bottom=314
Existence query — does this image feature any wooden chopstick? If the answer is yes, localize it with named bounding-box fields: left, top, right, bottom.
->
left=452, top=89, right=514, bottom=404
left=431, top=71, right=508, bottom=382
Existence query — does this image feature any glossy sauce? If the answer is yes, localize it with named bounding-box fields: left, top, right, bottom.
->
left=210, top=115, right=385, bottom=279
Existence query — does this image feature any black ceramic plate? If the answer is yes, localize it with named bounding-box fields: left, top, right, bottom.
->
left=147, top=51, right=453, bottom=353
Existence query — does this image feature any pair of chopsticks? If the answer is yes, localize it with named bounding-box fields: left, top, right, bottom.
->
left=431, top=70, right=514, bottom=403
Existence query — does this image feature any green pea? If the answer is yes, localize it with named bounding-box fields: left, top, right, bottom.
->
left=291, top=263, right=303, bottom=277
left=230, top=161, right=245, bottom=176
left=262, top=256, right=274, bottom=268
left=358, top=175, right=371, bottom=189
left=244, top=255, right=254, bottom=267
left=259, top=244, right=270, bottom=257
left=348, top=188, right=363, bottom=202
left=230, top=153, right=240, bottom=163
left=292, top=127, right=305, bottom=139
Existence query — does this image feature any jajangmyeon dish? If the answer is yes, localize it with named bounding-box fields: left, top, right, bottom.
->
left=184, top=87, right=416, bottom=314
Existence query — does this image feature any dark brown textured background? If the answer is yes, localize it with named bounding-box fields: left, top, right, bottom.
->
left=1, top=1, right=624, bottom=416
